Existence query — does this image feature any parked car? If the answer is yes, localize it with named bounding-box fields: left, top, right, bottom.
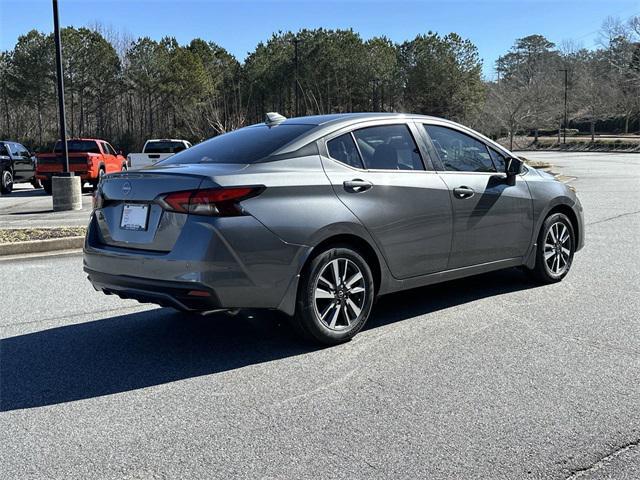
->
left=0, top=140, right=40, bottom=194
left=36, top=138, right=127, bottom=194
left=127, top=139, right=192, bottom=169
left=84, top=112, right=584, bottom=345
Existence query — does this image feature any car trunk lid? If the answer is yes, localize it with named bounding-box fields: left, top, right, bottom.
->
left=94, top=164, right=249, bottom=252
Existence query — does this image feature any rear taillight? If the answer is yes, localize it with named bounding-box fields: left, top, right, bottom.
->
left=157, top=186, right=263, bottom=216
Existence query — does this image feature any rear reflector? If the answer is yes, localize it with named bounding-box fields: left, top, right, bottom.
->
left=157, top=186, right=263, bottom=216
left=187, top=290, right=211, bottom=297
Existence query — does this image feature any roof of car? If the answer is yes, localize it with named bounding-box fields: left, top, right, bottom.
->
left=145, top=139, right=189, bottom=143
left=264, top=112, right=513, bottom=157
left=261, top=112, right=443, bottom=127
left=57, top=138, right=106, bottom=142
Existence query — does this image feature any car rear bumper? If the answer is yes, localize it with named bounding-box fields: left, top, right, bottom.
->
left=83, top=212, right=309, bottom=314
left=85, top=268, right=223, bottom=312
left=37, top=171, right=90, bottom=181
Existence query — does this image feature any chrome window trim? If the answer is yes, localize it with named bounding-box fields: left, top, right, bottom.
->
left=321, top=120, right=436, bottom=174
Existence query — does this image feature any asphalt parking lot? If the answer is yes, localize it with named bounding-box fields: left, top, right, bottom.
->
left=1, top=151, right=639, bottom=479
left=0, top=183, right=93, bottom=228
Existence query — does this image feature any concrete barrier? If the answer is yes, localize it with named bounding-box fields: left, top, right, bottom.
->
left=52, top=175, right=82, bottom=211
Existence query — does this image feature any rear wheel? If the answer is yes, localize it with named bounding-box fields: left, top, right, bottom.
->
left=1, top=169, right=14, bottom=194
left=528, top=212, right=575, bottom=283
left=293, top=246, right=375, bottom=345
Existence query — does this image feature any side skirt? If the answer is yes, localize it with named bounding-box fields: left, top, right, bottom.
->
left=380, top=257, right=526, bottom=296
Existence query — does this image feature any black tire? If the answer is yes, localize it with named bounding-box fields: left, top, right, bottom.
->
left=292, top=245, right=375, bottom=345
left=1, top=169, right=14, bottom=194
left=92, top=168, right=105, bottom=189
left=43, top=180, right=52, bottom=195
left=528, top=212, right=575, bottom=283
left=31, top=178, right=42, bottom=189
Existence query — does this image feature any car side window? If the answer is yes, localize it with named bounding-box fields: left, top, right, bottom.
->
left=105, top=143, right=117, bottom=155
left=0, top=143, right=8, bottom=156
left=352, top=124, right=424, bottom=171
left=489, top=148, right=507, bottom=172
left=16, top=144, right=30, bottom=157
left=327, top=133, right=364, bottom=169
left=8, top=143, right=20, bottom=156
left=424, top=125, right=495, bottom=173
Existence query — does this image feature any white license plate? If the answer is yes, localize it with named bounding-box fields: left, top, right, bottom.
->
left=120, top=204, right=149, bottom=231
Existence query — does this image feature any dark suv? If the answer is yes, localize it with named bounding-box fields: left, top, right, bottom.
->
left=0, top=141, right=40, bottom=194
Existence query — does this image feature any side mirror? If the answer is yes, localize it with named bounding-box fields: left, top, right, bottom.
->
left=505, top=156, right=522, bottom=186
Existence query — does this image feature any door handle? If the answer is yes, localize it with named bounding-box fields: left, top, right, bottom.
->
left=453, top=186, right=475, bottom=199
left=343, top=179, right=372, bottom=192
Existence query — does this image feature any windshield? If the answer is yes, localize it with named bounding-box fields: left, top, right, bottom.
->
left=144, top=141, right=187, bottom=154
left=160, top=124, right=315, bottom=165
left=54, top=140, right=100, bottom=153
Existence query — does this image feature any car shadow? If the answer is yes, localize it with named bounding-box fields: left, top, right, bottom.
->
left=0, top=268, right=539, bottom=412
left=3, top=188, right=48, bottom=198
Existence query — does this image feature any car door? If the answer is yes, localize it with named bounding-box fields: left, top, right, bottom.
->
left=320, top=121, right=453, bottom=279
left=101, top=142, right=117, bottom=172
left=422, top=123, right=533, bottom=269
left=9, top=143, right=32, bottom=181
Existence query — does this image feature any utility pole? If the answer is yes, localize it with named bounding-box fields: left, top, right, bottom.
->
left=371, top=78, right=379, bottom=111
left=292, top=37, right=302, bottom=117
left=52, top=0, right=69, bottom=173
left=558, top=69, right=568, bottom=144
left=51, top=0, right=81, bottom=211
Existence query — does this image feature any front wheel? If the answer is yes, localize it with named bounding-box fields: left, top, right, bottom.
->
left=528, top=212, right=575, bottom=283
left=92, top=168, right=105, bottom=189
left=293, top=246, right=375, bottom=345
left=1, top=169, right=14, bottom=194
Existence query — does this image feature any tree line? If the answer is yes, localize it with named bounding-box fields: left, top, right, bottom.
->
left=0, top=16, right=638, bottom=153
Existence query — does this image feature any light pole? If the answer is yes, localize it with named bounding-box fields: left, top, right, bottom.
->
left=51, top=0, right=81, bottom=211
left=52, top=0, right=69, bottom=174
left=291, top=37, right=303, bottom=117
left=558, top=69, right=568, bottom=144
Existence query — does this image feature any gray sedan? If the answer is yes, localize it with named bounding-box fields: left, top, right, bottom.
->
left=84, top=113, right=584, bottom=345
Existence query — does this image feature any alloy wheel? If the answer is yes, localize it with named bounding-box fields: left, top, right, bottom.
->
left=313, top=258, right=366, bottom=331
left=544, top=221, right=572, bottom=276
left=2, top=170, right=13, bottom=192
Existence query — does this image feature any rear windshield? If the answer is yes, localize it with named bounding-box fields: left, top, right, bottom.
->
left=144, top=141, right=187, bottom=154
left=54, top=140, right=100, bottom=153
left=160, top=124, right=315, bottom=165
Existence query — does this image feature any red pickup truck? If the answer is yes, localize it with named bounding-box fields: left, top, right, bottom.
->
left=36, top=138, right=127, bottom=194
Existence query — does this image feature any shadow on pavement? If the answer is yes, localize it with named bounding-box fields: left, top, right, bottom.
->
left=2, top=189, right=47, bottom=198
left=0, top=268, right=539, bottom=411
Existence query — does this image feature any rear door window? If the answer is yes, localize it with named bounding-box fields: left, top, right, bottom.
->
left=8, top=143, right=20, bottom=156
left=352, top=124, right=424, bottom=171
left=327, top=133, right=364, bottom=169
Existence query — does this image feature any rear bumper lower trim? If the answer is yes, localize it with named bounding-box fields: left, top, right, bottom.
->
left=85, top=268, right=221, bottom=312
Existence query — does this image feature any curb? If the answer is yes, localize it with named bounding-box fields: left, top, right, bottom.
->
left=0, top=236, right=84, bottom=256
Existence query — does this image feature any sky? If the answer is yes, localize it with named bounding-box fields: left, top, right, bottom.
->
left=1, top=0, right=639, bottom=78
